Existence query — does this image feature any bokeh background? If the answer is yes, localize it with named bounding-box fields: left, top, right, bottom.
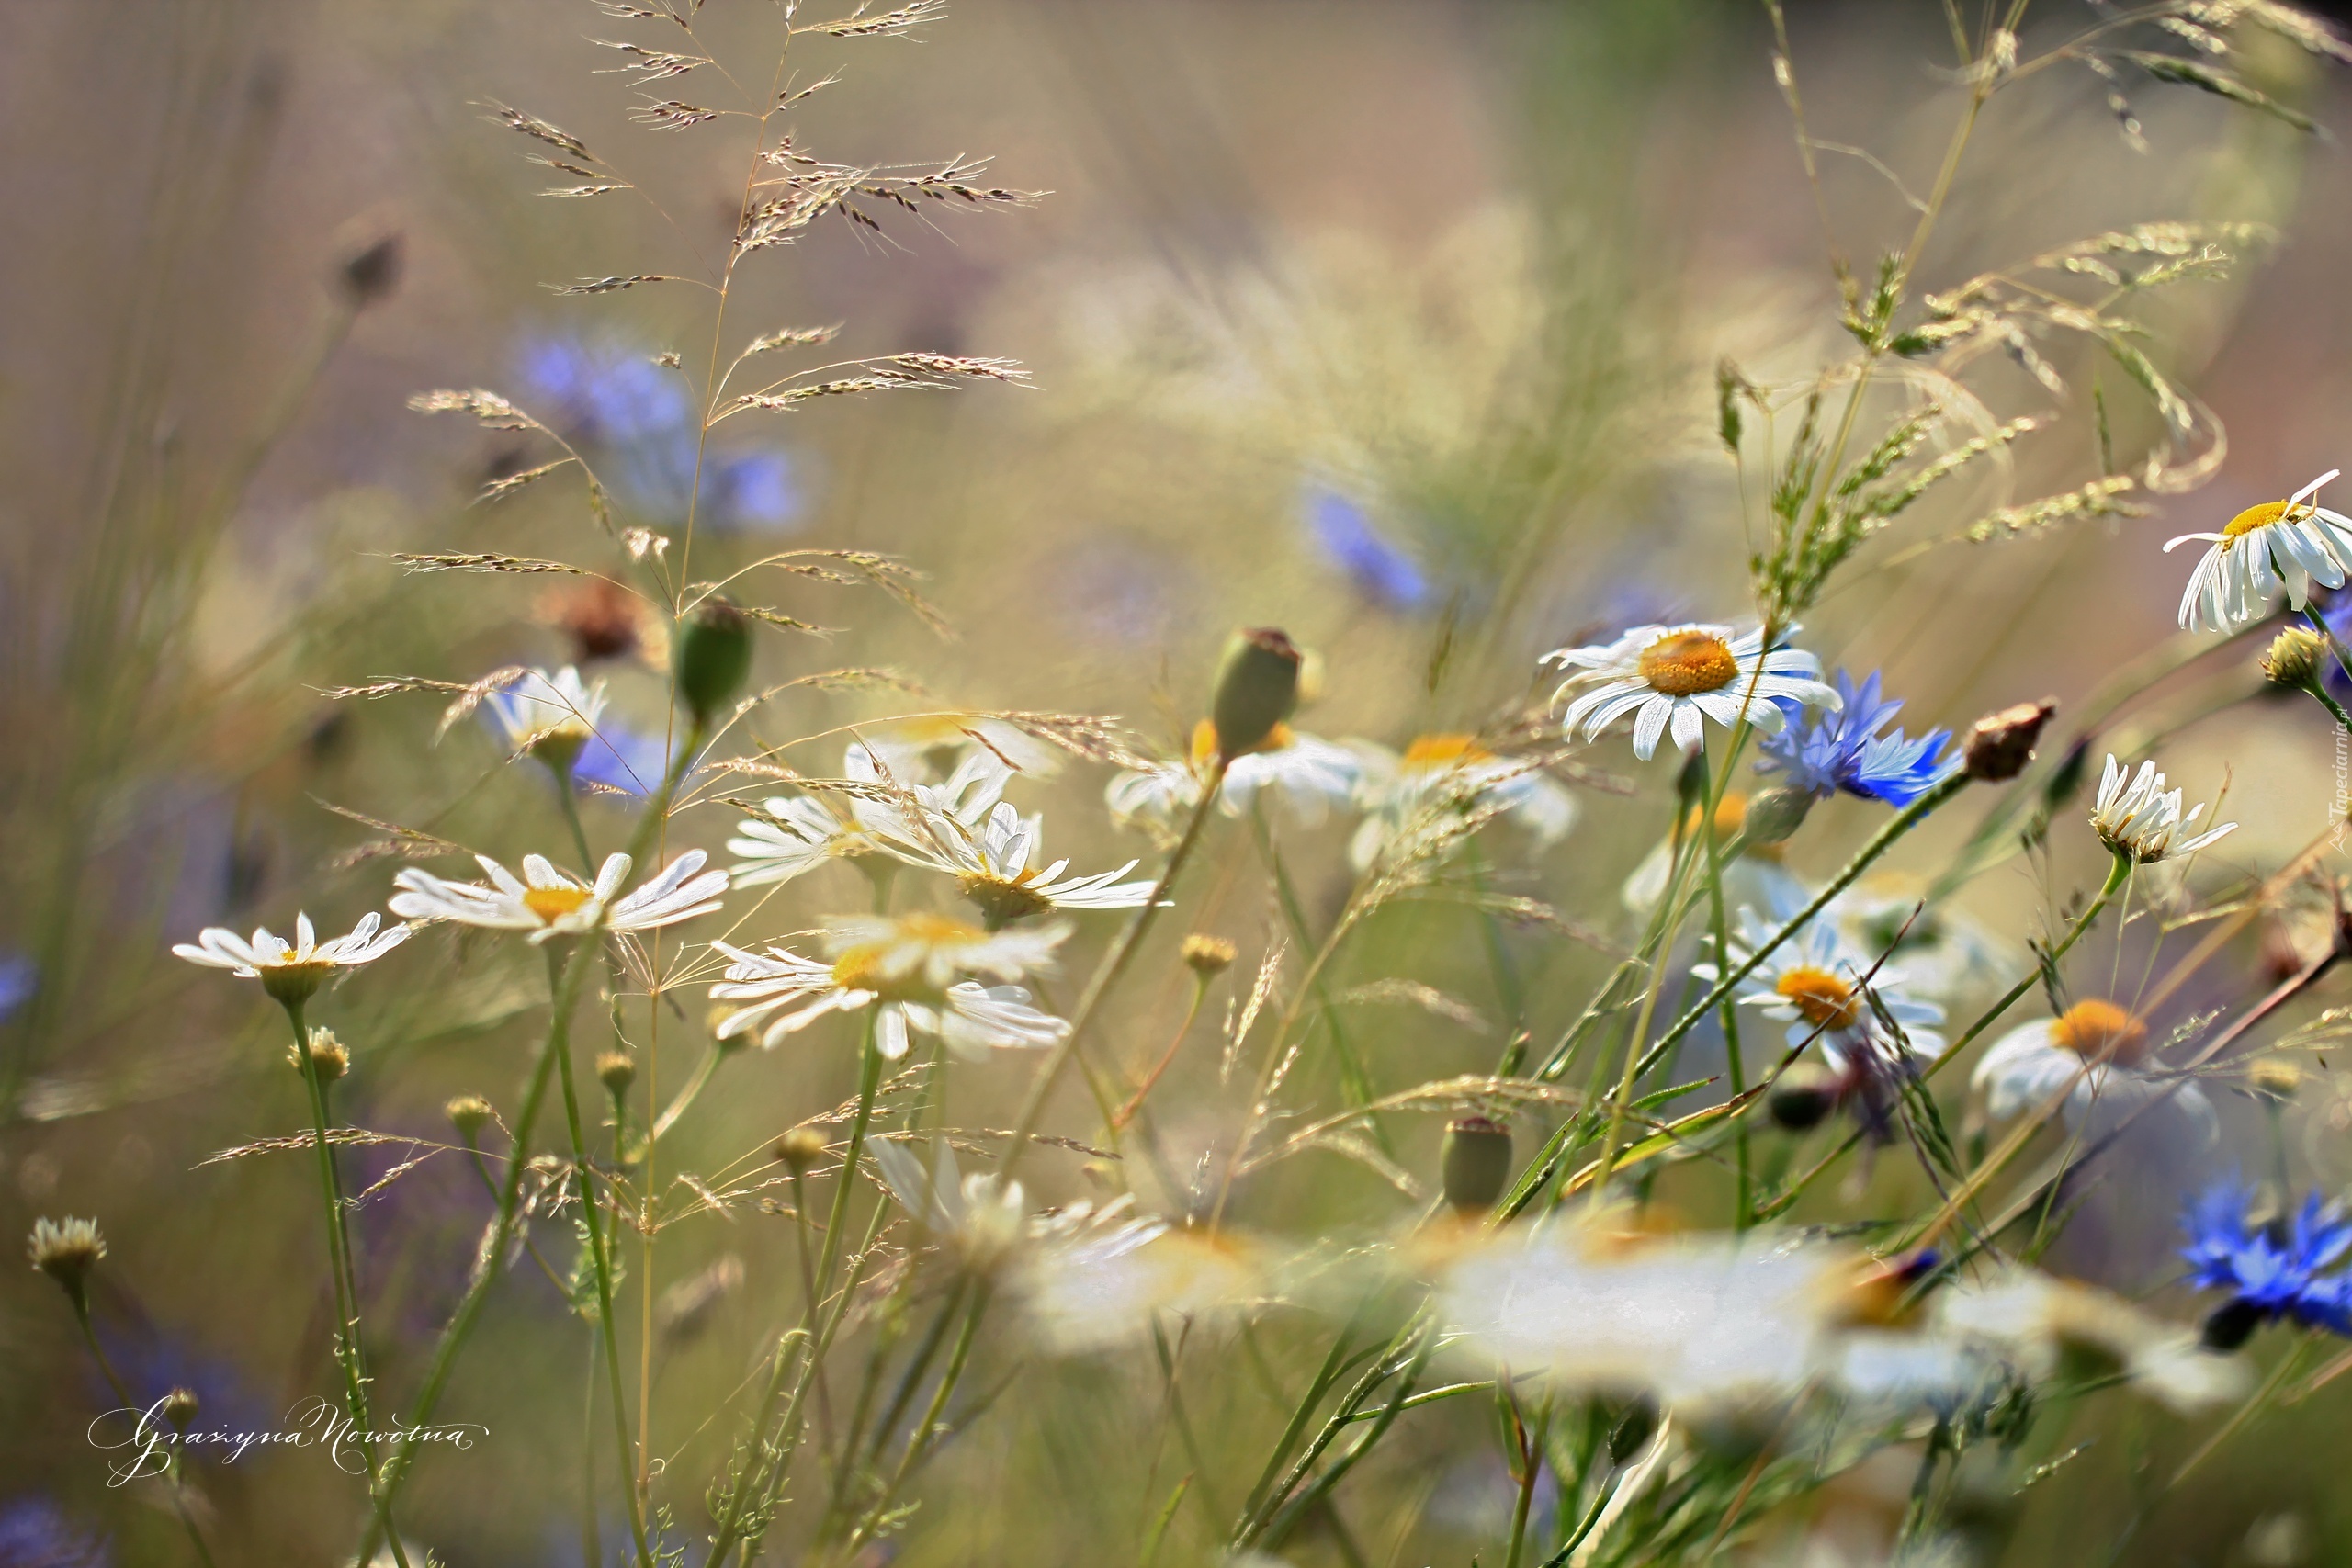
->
left=11, top=2, right=2352, bottom=1563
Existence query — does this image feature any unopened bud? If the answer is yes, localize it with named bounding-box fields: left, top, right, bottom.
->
left=28, top=1217, right=105, bottom=1302
left=1182, top=934, right=1238, bottom=976
left=2249, top=1057, right=2302, bottom=1100
left=1962, top=698, right=2056, bottom=782
left=673, top=598, right=754, bottom=728
left=1740, top=785, right=1814, bottom=846
left=446, top=1094, right=495, bottom=1139
left=1768, top=1061, right=1842, bottom=1133
left=1675, top=748, right=1711, bottom=811
left=162, top=1387, right=199, bottom=1431
left=774, top=1126, right=827, bottom=1174
left=596, top=1051, right=636, bottom=1095
left=1209, top=628, right=1303, bottom=760
left=1607, top=1398, right=1658, bottom=1464
left=336, top=231, right=404, bottom=307
left=293, top=1027, right=349, bottom=1082
left=1439, top=1116, right=1512, bottom=1213
left=2263, top=626, right=2326, bottom=690
left=2200, top=1297, right=2264, bottom=1353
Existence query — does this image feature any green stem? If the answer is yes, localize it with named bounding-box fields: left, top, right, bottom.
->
left=73, top=1304, right=220, bottom=1568
left=553, top=761, right=596, bottom=874
left=280, top=1000, right=380, bottom=1468
left=549, top=949, right=653, bottom=1568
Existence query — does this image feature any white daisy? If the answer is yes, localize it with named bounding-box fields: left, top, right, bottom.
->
left=1972, top=998, right=2217, bottom=1140
left=869, top=1138, right=1032, bottom=1273
left=1544, top=623, right=1839, bottom=761
left=2165, top=469, right=2352, bottom=633
left=708, top=912, right=1069, bottom=1059
left=2089, top=754, right=2235, bottom=864
left=883, top=797, right=1159, bottom=927
left=1620, top=791, right=1813, bottom=918
left=1105, top=722, right=1362, bottom=842
left=482, top=666, right=607, bottom=767
left=174, top=911, right=412, bottom=1002
left=726, top=743, right=996, bottom=889
left=1696, top=904, right=1947, bottom=1066
left=390, top=851, right=727, bottom=943
left=1346, top=734, right=1577, bottom=873
left=1936, top=1269, right=2245, bottom=1415
left=1017, top=1221, right=1261, bottom=1354
left=855, top=712, right=1065, bottom=780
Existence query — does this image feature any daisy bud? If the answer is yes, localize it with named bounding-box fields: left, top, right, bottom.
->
left=293, top=1027, right=349, bottom=1082
left=336, top=230, right=404, bottom=308
left=1607, top=1398, right=1658, bottom=1465
left=596, top=1051, right=636, bottom=1096
left=774, top=1126, right=827, bottom=1174
left=1674, top=748, right=1710, bottom=811
left=1439, top=1115, right=1512, bottom=1213
left=1209, top=628, right=1303, bottom=760
left=2261, top=626, right=2326, bottom=690
left=1182, top=934, right=1238, bottom=976
left=2200, top=1297, right=2264, bottom=1353
left=28, top=1217, right=105, bottom=1305
left=446, top=1094, right=494, bottom=1139
left=162, top=1387, right=199, bottom=1431
left=1962, top=698, right=2057, bottom=782
left=673, top=598, right=754, bottom=729
left=1739, top=785, right=1813, bottom=846
left=1767, top=1061, right=1841, bottom=1132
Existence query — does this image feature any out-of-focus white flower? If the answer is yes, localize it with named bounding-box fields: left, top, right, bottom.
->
left=2089, top=754, right=2235, bottom=864
left=1346, top=734, right=1577, bottom=873
left=1972, top=999, right=2216, bottom=1141
left=1621, top=791, right=1812, bottom=918
left=1544, top=623, right=1838, bottom=761
left=1106, top=721, right=1362, bottom=843
left=482, top=666, right=607, bottom=767
left=728, top=743, right=999, bottom=890
left=1827, top=874, right=2011, bottom=1002
left=882, top=798, right=1159, bottom=926
left=1696, top=905, right=1945, bottom=1066
left=174, top=912, right=412, bottom=1001
left=390, top=852, right=726, bottom=943
left=856, top=712, right=1066, bottom=779
left=1017, top=1220, right=1263, bottom=1353
left=2165, top=470, right=2352, bottom=633
left=1935, top=1269, right=2247, bottom=1414
left=709, top=913, right=1069, bottom=1060
left=868, top=1138, right=1030, bottom=1273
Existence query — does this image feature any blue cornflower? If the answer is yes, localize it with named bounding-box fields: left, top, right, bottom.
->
left=571, top=723, right=677, bottom=799
left=1303, top=485, right=1430, bottom=611
left=1755, top=669, right=1956, bottom=807
left=2317, top=591, right=2352, bottom=701
left=2181, top=1182, right=2352, bottom=1347
left=0, top=1496, right=108, bottom=1568
left=0, top=953, right=32, bottom=1026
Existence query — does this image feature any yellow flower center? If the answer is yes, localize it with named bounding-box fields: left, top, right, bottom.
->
left=1636, top=631, right=1739, bottom=696
left=2051, top=999, right=2148, bottom=1065
left=523, top=886, right=594, bottom=923
left=961, top=873, right=1055, bottom=928
left=1402, top=733, right=1491, bottom=769
left=1775, top=965, right=1862, bottom=1030
left=2222, top=500, right=2312, bottom=545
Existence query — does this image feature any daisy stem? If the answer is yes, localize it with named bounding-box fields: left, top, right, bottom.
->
left=278, top=999, right=383, bottom=1473
left=999, top=758, right=1228, bottom=1186
left=356, top=721, right=707, bottom=1568
left=71, top=1301, right=220, bottom=1568
left=548, top=948, right=654, bottom=1568
left=1694, top=750, right=1751, bottom=1228
left=554, top=761, right=597, bottom=874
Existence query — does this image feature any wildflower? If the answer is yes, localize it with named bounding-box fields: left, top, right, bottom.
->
left=2262, top=626, right=2327, bottom=689
left=1346, top=735, right=1577, bottom=873
left=1972, top=998, right=2216, bottom=1138
left=1697, top=906, right=1946, bottom=1065
left=883, top=797, right=1159, bottom=927
left=773, top=1127, right=827, bottom=1173
left=2166, top=469, right=2352, bottom=633
left=1755, top=670, right=1956, bottom=807
left=1016, top=1218, right=1261, bottom=1354
left=0, top=953, right=34, bottom=1027
left=1439, top=1116, right=1513, bottom=1213
left=28, top=1217, right=106, bottom=1299
left=2089, top=754, right=2235, bottom=863
left=673, top=599, right=753, bottom=728
left=708, top=913, right=1069, bottom=1060
left=390, top=851, right=726, bottom=943
left=856, top=713, right=1066, bottom=780
left=1621, top=791, right=1811, bottom=917
left=869, top=1138, right=1029, bottom=1273
left=539, top=578, right=662, bottom=664
left=1544, top=623, right=1838, bottom=761
left=2180, top=1184, right=2352, bottom=1348
left=1962, top=697, right=2056, bottom=782
left=294, top=1027, right=350, bottom=1082
left=1303, top=484, right=1431, bottom=611
left=1106, top=722, right=1362, bottom=843
left=595, top=1051, right=636, bottom=1094
left=173, top=911, right=412, bottom=1003
left=482, top=666, right=606, bottom=773
left=445, top=1096, right=494, bottom=1138
left=1182, top=934, right=1238, bottom=976
left=570, top=721, right=683, bottom=798
left=1936, top=1269, right=2245, bottom=1414
left=725, top=742, right=972, bottom=888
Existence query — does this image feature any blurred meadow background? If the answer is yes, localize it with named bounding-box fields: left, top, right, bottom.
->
left=15, top=1, right=2352, bottom=1564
